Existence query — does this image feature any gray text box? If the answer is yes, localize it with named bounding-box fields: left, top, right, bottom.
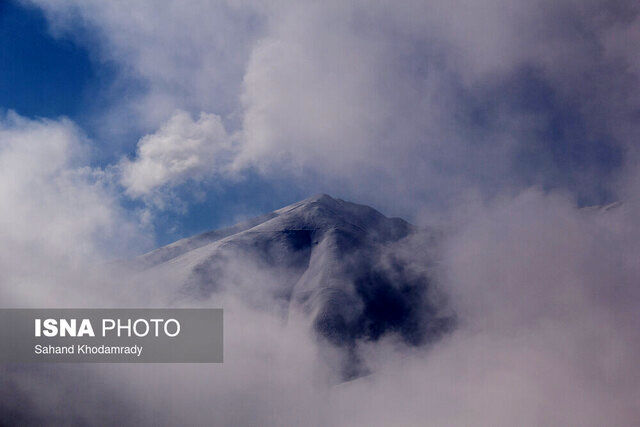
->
left=0, top=309, right=223, bottom=363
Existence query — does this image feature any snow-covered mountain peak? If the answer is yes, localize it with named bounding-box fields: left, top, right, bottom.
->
left=131, top=195, right=453, bottom=379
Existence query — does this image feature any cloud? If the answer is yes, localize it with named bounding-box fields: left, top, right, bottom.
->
left=4, top=189, right=639, bottom=426
left=340, top=189, right=640, bottom=426
left=0, top=111, right=148, bottom=305
left=120, top=110, right=236, bottom=200
left=26, top=0, right=262, bottom=132
left=239, top=0, right=638, bottom=210
left=29, top=0, right=640, bottom=214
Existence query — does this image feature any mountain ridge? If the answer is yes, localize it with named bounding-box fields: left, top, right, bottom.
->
left=134, top=194, right=453, bottom=379
left=137, top=194, right=412, bottom=268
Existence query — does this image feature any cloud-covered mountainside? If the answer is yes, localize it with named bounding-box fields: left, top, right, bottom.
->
left=2, top=189, right=639, bottom=425
left=131, top=194, right=454, bottom=378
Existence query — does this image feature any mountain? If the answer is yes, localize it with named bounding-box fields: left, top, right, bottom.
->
left=133, top=194, right=455, bottom=378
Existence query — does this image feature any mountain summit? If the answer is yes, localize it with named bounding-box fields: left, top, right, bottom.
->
left=135, top=194, right=454, bottom=378
left=139, top=194, right=412, bottom=267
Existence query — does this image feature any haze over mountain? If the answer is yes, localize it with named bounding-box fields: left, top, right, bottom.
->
left=132, top=194, right=455, bottom=378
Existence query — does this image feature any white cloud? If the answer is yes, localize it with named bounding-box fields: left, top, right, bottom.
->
left=30, top=0, right=640, bottom=212
left=120, top=110, right=235, bottom=199
left=28, top=0, right=262, bottom=131
left=0, top=112, right=148, bottom=305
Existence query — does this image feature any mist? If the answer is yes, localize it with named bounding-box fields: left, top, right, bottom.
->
left=2, top=182, right=639, bottom=425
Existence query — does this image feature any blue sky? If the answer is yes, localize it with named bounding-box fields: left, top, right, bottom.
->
left=0, top=1, right=94, bottom=120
